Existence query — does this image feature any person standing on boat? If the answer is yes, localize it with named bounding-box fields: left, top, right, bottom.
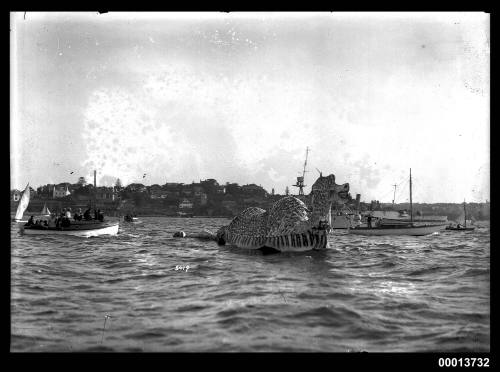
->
left=74, top=208, right=83, bottom=221
left=26, top=215, right=35, bottom=226
left=367, top=214, right=373, bottom=228
left=353, top=213, right=362, bottom=228
left=83, top=207, right=92, bottom=220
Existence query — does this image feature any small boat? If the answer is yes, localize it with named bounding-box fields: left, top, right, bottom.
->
left=12, top=183, right=30, bottom=223
left=349, top=169, right=447, bottom=236
left=349, top=221, right=446, bottom=236
left=123, top=215, right=139, bottom=223
left=40, top=202, right=51, bottom=217
left=446, top=200, right=475, bottom=231
left=446, top=225, right=475, bottom=231
left=18, top=170, right=119, bottom=237
left=21, top=220, right=119, bottom=237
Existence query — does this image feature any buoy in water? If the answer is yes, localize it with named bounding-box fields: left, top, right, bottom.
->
left=173, top=231, right=186, bottom=238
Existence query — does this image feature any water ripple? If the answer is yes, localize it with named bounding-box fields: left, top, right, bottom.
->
left=11, top=218, right=490, bottom=352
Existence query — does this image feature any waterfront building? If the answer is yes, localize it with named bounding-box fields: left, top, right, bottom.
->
left=179, top=198, right=194, bottom=209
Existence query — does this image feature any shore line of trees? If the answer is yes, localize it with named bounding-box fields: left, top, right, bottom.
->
left=11, top=177, right=490, bottom=221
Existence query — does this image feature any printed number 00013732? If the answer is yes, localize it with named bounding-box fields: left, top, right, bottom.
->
left=438, top=358, right=489, bottom=367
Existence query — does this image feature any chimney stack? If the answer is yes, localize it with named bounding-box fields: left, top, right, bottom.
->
left=94, top=170, right=97, bottom=188
left=355, top=194, right=361, bottom=211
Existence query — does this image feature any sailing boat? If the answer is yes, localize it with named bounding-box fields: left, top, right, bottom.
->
left=40, top=202, right=51, bottom=217
left=21, top=170, right=120, bottom=237
left=446, top=200, right=475, bottom=231
left=12, top=183, right=30, bottom=222
left=349, top=169, right=447, bottom=236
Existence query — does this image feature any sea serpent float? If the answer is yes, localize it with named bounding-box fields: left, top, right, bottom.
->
left=174, top=173, right=349, bottom=252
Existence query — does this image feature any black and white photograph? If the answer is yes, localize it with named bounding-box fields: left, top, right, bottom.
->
left=10, top=11, right=490, bottom=353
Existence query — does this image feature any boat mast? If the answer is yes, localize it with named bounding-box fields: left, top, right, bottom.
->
left=464, top=199, right=467, bottom=228
left=409, top=168, right=413, bottom=223
left=302, top=147, right=309, bottom=182
left=392, top=183, right=397, bottom=208
left=94, top=170, right=97, bottom=211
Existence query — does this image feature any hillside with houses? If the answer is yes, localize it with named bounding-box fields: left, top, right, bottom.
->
left=11, top=177, right=274, bottom=217
left=11, top=176, right=490, bottom=221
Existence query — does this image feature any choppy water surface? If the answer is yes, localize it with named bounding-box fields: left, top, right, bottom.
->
left=11, top=217, right=490, bottom=352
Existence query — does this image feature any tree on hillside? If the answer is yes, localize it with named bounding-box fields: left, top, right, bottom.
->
left=115, top=178, right=123, bottom=189
left=77, top=177, right=87, bottom=187
left=132, top=192, right=149, bottom=207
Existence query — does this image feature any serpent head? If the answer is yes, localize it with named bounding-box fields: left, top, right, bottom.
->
left=310, top=173, right=350, bottom=229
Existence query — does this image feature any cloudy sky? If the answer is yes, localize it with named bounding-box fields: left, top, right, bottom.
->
left=11, top=12, right=489, bottom=203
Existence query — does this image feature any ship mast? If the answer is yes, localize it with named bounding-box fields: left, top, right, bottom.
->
left=293, top=147, right=309, bottom=196
left=392, top=183, right=397, bottom=208
left=409, top=168, right=413, bottom=223
left=93, top=169, right=97, bottom=211
left=464, top=199, right=467, bottom=228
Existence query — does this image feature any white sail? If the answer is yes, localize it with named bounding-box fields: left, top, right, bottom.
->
left=41, top=203, right=50, bottom=215
left=14, top=183, right=30, bottom=221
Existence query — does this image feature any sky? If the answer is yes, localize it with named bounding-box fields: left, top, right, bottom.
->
left=10, top=12, right=489, bottom=203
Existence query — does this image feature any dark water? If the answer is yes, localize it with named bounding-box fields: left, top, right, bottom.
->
left=11, top=217, right=490, bottom=352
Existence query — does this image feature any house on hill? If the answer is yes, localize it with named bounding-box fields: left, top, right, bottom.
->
left=163, top=183, right=183, bottom=196
left=95, top=186, right=116, bottom=201
left=126, top=183, right=147, bottom=193
left=53, top=184, right=71, bottom=198
left=179, top=198, right=193, bottom=210
left=149, top=184, right=168, bottom=199
left=194, top=192, right=208, bottom=206
left=241, top=184, right=268, bottom=197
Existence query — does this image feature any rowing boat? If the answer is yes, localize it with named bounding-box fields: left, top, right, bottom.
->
left=21, top=220, right=119, bottom=237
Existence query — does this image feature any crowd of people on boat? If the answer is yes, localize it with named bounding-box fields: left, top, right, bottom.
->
left=25, top=207, right=105, bottom=228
